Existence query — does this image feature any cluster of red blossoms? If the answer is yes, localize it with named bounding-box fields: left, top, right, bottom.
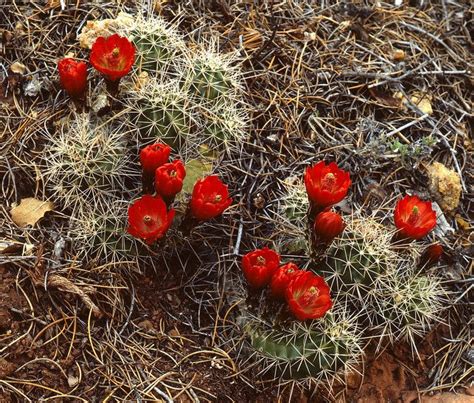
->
left=305, top=161, right=351, bottom=242
left=240, top=161, right=441, bottom=322
left=242, top=248, right=332, bottom=321
left=304, top=161, right=438, bottom=242
left=58, top=34, right=135, bottom=98
left=127, top=142, right=232, bottom=244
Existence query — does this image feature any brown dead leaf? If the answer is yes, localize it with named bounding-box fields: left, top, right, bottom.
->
left=455, top=214, right=470, bottom=231
left=393, top=49, right=405, bottom=61
left=369, top=88, right=403, bottom=108
left=11, top=198, right=54, bottom=227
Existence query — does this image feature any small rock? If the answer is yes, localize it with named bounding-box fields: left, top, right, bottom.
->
left=77, top=12, right=134, bottom=49
left=67, top=374, right=79, bottom=387
left=427, top=162, right=462, bottom=213
left=393, top=48, right=405, bottom=61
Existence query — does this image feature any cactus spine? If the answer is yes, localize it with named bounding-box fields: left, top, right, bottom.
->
left=319, top=212, right=446, bottom=352
left=130, top=16, right=185, bottom=73
left=44, top=112, right=134, bottom=215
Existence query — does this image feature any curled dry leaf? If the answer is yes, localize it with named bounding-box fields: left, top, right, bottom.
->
left=11, top=197, right=54, bottom=227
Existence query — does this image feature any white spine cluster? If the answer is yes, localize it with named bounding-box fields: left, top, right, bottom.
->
left=44, top=113, right=135, bottom=215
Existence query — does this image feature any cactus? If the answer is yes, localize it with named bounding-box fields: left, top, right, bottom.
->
left=319, top=213, right=446, bottom=354
left=44, top=112, right=135, bottom=215
left=203, top=100, right=246, bottom=148
left=69, top=198, right=149, bottom=265
left=273, top=177, right=311, bottom=254
left=186, top=47, right=240, bottom=101
left=242, top=306, right=363, bottom=385
left=130, top=15, right=185, bottom=74
left=369, top=267, right=445, bottom=353
left=320, top=216, right=396, bottom=301
left=124, top=78, right=193, bottom=152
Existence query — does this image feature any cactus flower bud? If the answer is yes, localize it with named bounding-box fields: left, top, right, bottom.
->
left=58, top=58, right=87, bottom=98
left=139, top=143, right=171, bottom=175
left=422, top=243, right=444, bottom=265
left=314, top=211, right=345, bottom=242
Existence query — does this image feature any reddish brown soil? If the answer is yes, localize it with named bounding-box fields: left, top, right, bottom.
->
left=1, top=263, right=470, bottom=402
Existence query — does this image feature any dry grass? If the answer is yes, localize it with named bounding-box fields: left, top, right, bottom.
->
left=1, top=0, right=472, bottom=401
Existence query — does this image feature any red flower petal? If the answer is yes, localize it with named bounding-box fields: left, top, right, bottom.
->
left=285, top=271, right=332, bottom=320
left=241, top=247, right=281, bottom=288
left=394, top=195, right=436, bottom=240
left=127, top=195, right=174, bottom=243
left=304, top=161, right=351, bottom=208
left=190, top=176, right=232, bottom=221
left=90, top=34, right=135, bottom=81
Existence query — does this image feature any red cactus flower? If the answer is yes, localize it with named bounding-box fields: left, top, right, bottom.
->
left=314, top=211, right=345, bottom=242
left=285, top=271, right=332, bottom=321
left=241, top=247, right=281, bottom=288
left=139, top=143, right=171, bottom=174
left=155, top=160, right=186, bottom=198
left=394, top=195, right=436, bottom=240
left=90, top=34, right=135, bottom=81
left=58, top=58, right=87, bottom=98
left=304, top=161, right=351, bottom=208
left=190, top=176, right=232, bottom=221
left=127, top=195, right=175, bottom=244
left=270, top=263, right=303, bottom=299
left=423, top=243, right=444, bottom=264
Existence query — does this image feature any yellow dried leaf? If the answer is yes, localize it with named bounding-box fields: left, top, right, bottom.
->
left=11, top=198, right=54, bottom=227
left=427, top=162, right=461, bottom=212
left=455, top=215, right=470, bottom=231
left=410, top=91, right=433, bottom=115
left=10, top=61, right=26, bottom=74
left=393, top=91, right=433, bottom=115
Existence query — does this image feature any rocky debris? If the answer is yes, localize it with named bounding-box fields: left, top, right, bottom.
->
left=427, top=162, right=462, bottom=213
